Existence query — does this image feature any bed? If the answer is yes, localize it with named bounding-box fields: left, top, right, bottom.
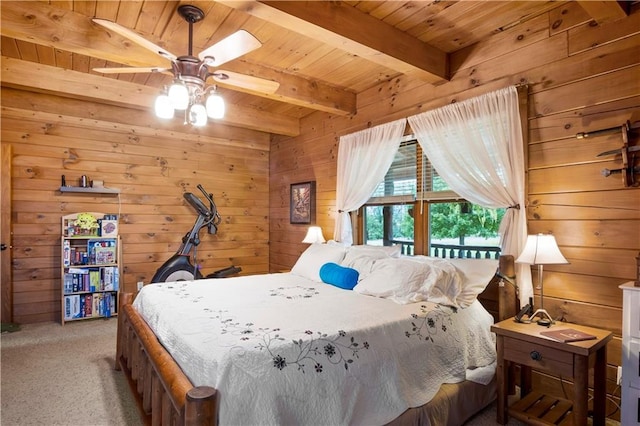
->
left=115, top=245, right=517, bottom=426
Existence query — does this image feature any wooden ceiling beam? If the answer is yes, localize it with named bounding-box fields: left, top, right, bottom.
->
left=219, top=0, right=449, bottom=84
left=576, top=1, right=629, bottom=25
left=218, top=61, right=356, bottom=115
left=0, top=1, right=355, bottom=116
left=0, top=57, right=300, bottom=136
left=0, top=1, right=169, bottom=68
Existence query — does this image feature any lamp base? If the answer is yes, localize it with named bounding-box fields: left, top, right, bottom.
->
left=530, top=308, right=554, bottom=326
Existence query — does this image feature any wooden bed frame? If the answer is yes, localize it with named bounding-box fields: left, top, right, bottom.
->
left=115, top=255, right=517, bottom=426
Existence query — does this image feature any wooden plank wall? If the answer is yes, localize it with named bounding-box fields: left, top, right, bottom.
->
left=270, top=3, right=640, bottom=419
left=1, top=89, right=271, bottom=324
left=1, top=0, right=638, bottom=419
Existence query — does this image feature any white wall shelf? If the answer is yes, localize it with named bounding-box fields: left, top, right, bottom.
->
left=60, top=186, right=120, bottom=195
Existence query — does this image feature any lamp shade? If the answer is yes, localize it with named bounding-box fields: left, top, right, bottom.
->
left=206, top=92, right=225, bottom=119
left=154, top=94, right=175, bottom=119
left=168, top=82, right=189, bottom=110
left=302, top=226, right=325, bottom=244
left=516, top=234, right=569, bottom=265
left=189, top=103, right=208, bottom=127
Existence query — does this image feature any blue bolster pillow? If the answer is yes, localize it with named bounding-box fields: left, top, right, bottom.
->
left=319, top=262, right=359, bottom=290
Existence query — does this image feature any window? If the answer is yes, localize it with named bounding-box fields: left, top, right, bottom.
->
left=364, top=140, right=416, bottom=252
left=362, top=139, right=503, bottom=259
left=363, top=204, right=414, bottom=250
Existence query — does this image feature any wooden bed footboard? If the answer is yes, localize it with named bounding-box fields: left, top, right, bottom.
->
left=116, top=255, right=517, bottom=426
left=116, top=293, right=219, bottom=425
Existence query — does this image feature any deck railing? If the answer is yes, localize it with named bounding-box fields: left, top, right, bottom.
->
left=389, top=240, right=501, bottom=259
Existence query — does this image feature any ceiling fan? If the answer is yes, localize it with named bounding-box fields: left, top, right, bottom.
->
left=92, top=5, right=279, bottom=125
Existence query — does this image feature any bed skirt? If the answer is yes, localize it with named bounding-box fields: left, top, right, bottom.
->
left=387, top=378, right=496, bottom=426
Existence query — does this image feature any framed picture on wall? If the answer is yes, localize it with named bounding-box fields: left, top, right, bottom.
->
left=290, top=181, right=316, bottom=224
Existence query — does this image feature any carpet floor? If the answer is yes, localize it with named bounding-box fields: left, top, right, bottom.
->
left=1, top=319, right=141, bottom=426
left=1, top=319, right=523, bottom=426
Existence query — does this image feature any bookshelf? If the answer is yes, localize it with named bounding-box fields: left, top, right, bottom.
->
left=61, top=212, right=121, bottom=325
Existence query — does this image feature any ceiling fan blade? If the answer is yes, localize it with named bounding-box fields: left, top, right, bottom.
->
left=93, top=67, right=172, bottom=75
left=212, top=70, right=280, bottom=94
left=92, top=18, right=177, bottom=62
left=198, top=30, right=262, bottom=67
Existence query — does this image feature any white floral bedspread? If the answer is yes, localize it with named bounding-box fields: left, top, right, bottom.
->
left=133, top=273, right=496, bottom=426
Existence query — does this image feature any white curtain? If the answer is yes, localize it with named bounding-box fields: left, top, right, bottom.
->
left=407, top=86, right=531, bottom=306
left=334, top=118, right=407, bottom=245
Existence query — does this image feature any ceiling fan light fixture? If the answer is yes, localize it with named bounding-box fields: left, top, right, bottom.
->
left=206, top=90, right=225, bottom=119
left=154, top=92, right=175, bottom=119
left=168, top=82, right=189, bottom=110
left=188, top=103, right=208, bottom=127
left=92, top=6, right=267, bottom=128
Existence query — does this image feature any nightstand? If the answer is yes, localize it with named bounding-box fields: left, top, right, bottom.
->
left=620, top=282, right=640, bottom=425
left=491, top=318, right=612, bottom=425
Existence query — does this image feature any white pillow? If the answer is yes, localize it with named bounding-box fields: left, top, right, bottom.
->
left=447, top=258, right=498, bottom=308
left=340, top=253, right=380, bottom=281
left=291, top=244, right=347, bottom=282
left=347, top=244, right=402, bottom=258
left=353, top=257, right=436, bottom=304
left=340, top=244, right=402, bottom=280
left=400, top=256, right=464, bottom=307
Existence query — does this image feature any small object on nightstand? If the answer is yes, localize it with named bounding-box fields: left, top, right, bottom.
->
left=540, top=328, right=596, bottom=342
left=536, top=317, right=552, bottom=327
left=514, top=304, right=532, bottom=323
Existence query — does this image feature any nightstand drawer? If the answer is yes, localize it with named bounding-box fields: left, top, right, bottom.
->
left=504, top=336, right=574, bottom=377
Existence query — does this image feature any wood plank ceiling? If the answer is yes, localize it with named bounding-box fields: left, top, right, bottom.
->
left=0, top=1, right=630, bottom=136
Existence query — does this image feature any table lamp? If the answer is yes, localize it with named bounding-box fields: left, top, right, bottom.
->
left=516, top=233, right=569, bottom=326
left=302, top=226, right=325, bottom=244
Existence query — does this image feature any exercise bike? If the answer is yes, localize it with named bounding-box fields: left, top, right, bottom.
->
left=151, top=184, right=241, bottom=283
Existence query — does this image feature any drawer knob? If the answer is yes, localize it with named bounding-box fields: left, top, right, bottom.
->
left=530, top=350, right=542, bottom=361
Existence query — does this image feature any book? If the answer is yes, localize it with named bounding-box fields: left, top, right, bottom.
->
left=99, top=219, right=118, bottom=237
left=540, top=328, right=597, bottom=343
left=103, top=267, right=117, bottom=291
left=95, top=246, right=116, bottom=264
left=82, top=294, right=92, bottom=317
left=64, top=295, right=81, bottom=319
left=89, top=269, right=100, bottom=292
left=63, top=273, right=74, bottom=294
left=88, top=239, right=117, bottom=265
left=92, top=293, right=102, bottom=317
left=64, top=296, right=72, bottom=320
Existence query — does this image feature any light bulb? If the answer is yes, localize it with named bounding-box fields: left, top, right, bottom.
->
left=206, top=93, right=225, bottom=119
left=189, top=103, right=207, bottom=127
left=154, top=93, right=174, bottom=119
left=168, top=82, right=189, bottom=110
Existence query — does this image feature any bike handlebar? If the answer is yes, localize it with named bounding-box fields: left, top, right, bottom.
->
left=183, top=192, right=210, bottom=217
left=184, top=185, right=221, bottom=234
left=197, top=184, right=216, bottom=206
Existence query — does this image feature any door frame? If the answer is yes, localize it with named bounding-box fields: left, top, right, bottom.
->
left=1, top=143, right=13, bottom=323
